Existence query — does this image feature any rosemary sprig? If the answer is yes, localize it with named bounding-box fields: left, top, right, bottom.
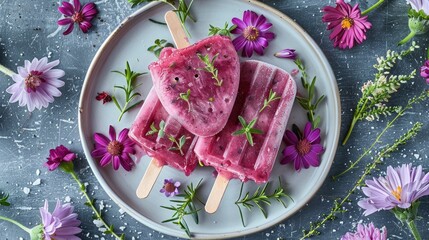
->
left=146, top=120, right=166, bottom=138
left=148, top=39, right=174, bottom=58
left=0, top=193, right=10, bottom=207
left=235, top=178, right=291, bottom=227
left=178, top=89, right=191, bottom=112
left=161, top=179, right=203, bottom=238
left=112, top=62, right=145, bottom=122
left=334, top=90, right=429, bottom=179
left=168, top=135, right=187, bottom=155
left=232, top=116, right=263, bottom=146
left=208, top=22, right=236, bottom=37
left=342, top=42, right=419, bottom=145
left=197, top=53, right=223, bottom=87
left=259, top=89, right=281, bottom=113
left=301, top=121, right=423, bottom=239
left=294, top=58, right=325, bottom=128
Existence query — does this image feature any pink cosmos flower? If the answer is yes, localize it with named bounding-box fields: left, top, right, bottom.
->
left=160, top=179, right=181, bottom=197
left=322, top=0, right=372, bottom=49
left=341, top=222, right=387, bottom=240
left=281, top=122, right=324, bottom=171
left=420, top=60, right=429, bottom=84
left=58, top=0, right=98, bottom=35
left=91, top=125, right=136, bottom=171
left=40, top=200, right=81, bottom=240
left=45, top=145, right=77, bottom=171
left=358, top=164, right=429, bottom=216
left=231, top=10, right=275, bottom=57
left=6, top=57, right=65, bottom=112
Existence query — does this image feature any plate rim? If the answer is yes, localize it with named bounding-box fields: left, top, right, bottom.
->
left=78, top=1, right=341, bottom=239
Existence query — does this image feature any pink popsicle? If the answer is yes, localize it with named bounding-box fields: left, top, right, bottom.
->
left=195, top=60, right=296, bottom=212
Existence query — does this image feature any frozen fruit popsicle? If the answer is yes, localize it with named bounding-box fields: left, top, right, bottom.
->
left=195, top=60, right=297, bottom=213
left=129, top=11, right=197, bottom=199
left=149, top=35, right=240, bottom=137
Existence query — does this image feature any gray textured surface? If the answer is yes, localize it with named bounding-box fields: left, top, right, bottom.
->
left=0, top=0, right=428, bottom=239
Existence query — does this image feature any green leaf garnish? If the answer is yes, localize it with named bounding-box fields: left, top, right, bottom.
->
left=197, top=53, right=223, bottom=87
left=112, top=62, right=146, bottom=122
left=0, top=193, right=10, bottom=207
left=168, top=135, right=187, bottom=155
left=161, top=179, right=203, bottom=238
left=232, top=116, right=263, bottom=146
left=178, top=89, right=191, bottom=112
left=259, top=89, right=281, bottom=113
left=148, top=39, right=174, bottom=58
left=146, top=120, right=166, bottom=138
left=208, top=22, right=236, bottom=37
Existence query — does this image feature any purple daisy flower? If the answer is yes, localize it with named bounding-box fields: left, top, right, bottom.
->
left=160, top=179, right=181, bottom=197
left=58, top=0, right=98, bottom=35
left=231, top=10, right=275, bottom=57
left=420, top=60, right=429, bottom=84
left=358, top=164, right=429, bottom=216
left=5, top=57, right=65, bottom=112
left=274, top=49, right=297, bottom=60
left=40, top=199, right=81, bottom=240
left=341, top=222, right=387, bottom=240
left=322, top=0, right=372, bottom=49
left=91, top=125, right=136, bottom=171
left=281, top=122, right=324, bottom=171
left=45, top=145, right=77, bottom=171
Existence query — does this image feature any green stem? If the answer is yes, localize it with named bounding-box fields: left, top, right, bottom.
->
left=407, top=220, right=422, bottom=240
left=69, top=171, right=123, bottom=240
left=118, top=101, right=129, bottom=122
left=427, top=45, right=429, bottom=59
left=0, top=215, right=32, bottom=233
left=0, top=64, right=15, bottom=77
left=399, top=31, right=416, bottom=46
left=361, top=0, right=385, bottom=16
left=342, top=117, right=358, bottom=145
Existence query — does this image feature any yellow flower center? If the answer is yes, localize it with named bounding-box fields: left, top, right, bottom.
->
left=341, top=17, right=354, bottom=29
left=391, top=186, right=402, bottom=201
left=243, top=26, right=259, bottom=41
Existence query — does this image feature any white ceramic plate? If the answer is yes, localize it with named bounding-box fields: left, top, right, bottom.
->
left=78, top=1, right=340, bottom=239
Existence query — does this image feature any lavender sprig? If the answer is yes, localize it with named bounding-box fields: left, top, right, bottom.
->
left=342, top=42, right=419, bottom=145
left=0, top=193, right=10, bottom=207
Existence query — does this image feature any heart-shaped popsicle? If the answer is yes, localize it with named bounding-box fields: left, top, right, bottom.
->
left=149, top=35, right=240, bottom=137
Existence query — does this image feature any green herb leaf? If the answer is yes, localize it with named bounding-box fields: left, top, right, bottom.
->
left=197, top=53, right=223, bottom=86
left=208, top=22, right=237, bottom=37
left=168, top=134, right=187, bottom=155
left=259, top=89, right=281, bottom=113
left=146, top=120, right=166, bottom=138
left=0, top=193, right=10, bottom=207
left=148, top=39, right=174, bottom=58
left=178, top=89, right=192, bottom=112
left=232, top=116, right=263, bottom=146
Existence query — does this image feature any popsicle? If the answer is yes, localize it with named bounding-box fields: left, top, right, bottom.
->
left=195, top=60, right=297, bottom=213
left=149, top=35, right=240, bottom=137
left=129, top=11, right=197, bottom=198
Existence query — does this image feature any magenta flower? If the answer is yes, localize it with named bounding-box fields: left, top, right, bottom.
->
left=45, top=145, right=77, bottom=171
left=322, top=0, right=372, bottom=49
left=274, top=49, right=297, bottom=60
left=160, top=179, right=181, bottom=197
left=58, top=0, right=98, bottom=35
left=358, top=164, right=429, bottom=216
left=420, top=60, right=429, bottom=84
left=281, top=122, right=324, bottom=171
left=231, top=10, right=275, bottom=57
left=5, top=57, right=65, bottom=112
left=40, top=199, right=81, bottom=240
left=95, top=91, right=112, bottom=104
left=341, top=222, right=387, bottom=240
left=91, top=125, right=136, bottom=171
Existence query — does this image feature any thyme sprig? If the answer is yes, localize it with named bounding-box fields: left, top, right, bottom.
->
left=112, top=62, right=145, bottom=122
left=146, top=120, right=166, bottom=138
left=235, top=178, right=291, bottom=227
left=148, top=39, right=174, bottom=58
left=342, top=42, right=419, bottom=145
left=232, top=116, right=263, bottom=146
left=208, top=22, right=236, bottom=37
left=168, top=135, right=187, bottom=155
left=128, top=0, right=196, bottom=37
left=161, top=179, right=203, bottom=238
left=294, top=58, right=325, bottom=128
left=259, top=89, right=281, bottom=113
left=301, top=121, right=423, bottom=239
left=334, top=90, right=429, bottom=179
left=0, top=193, right=10, bottom=207
left=197, top=53, right=223, bottom=86
left=178, top=89, right=191, bottom=112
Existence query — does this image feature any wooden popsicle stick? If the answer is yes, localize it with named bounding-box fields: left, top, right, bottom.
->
left=135, top=11, right=191, bottom=199
left=136, top=158, right=163, bottom=198
left=205, top=175, right=230, bottom=213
